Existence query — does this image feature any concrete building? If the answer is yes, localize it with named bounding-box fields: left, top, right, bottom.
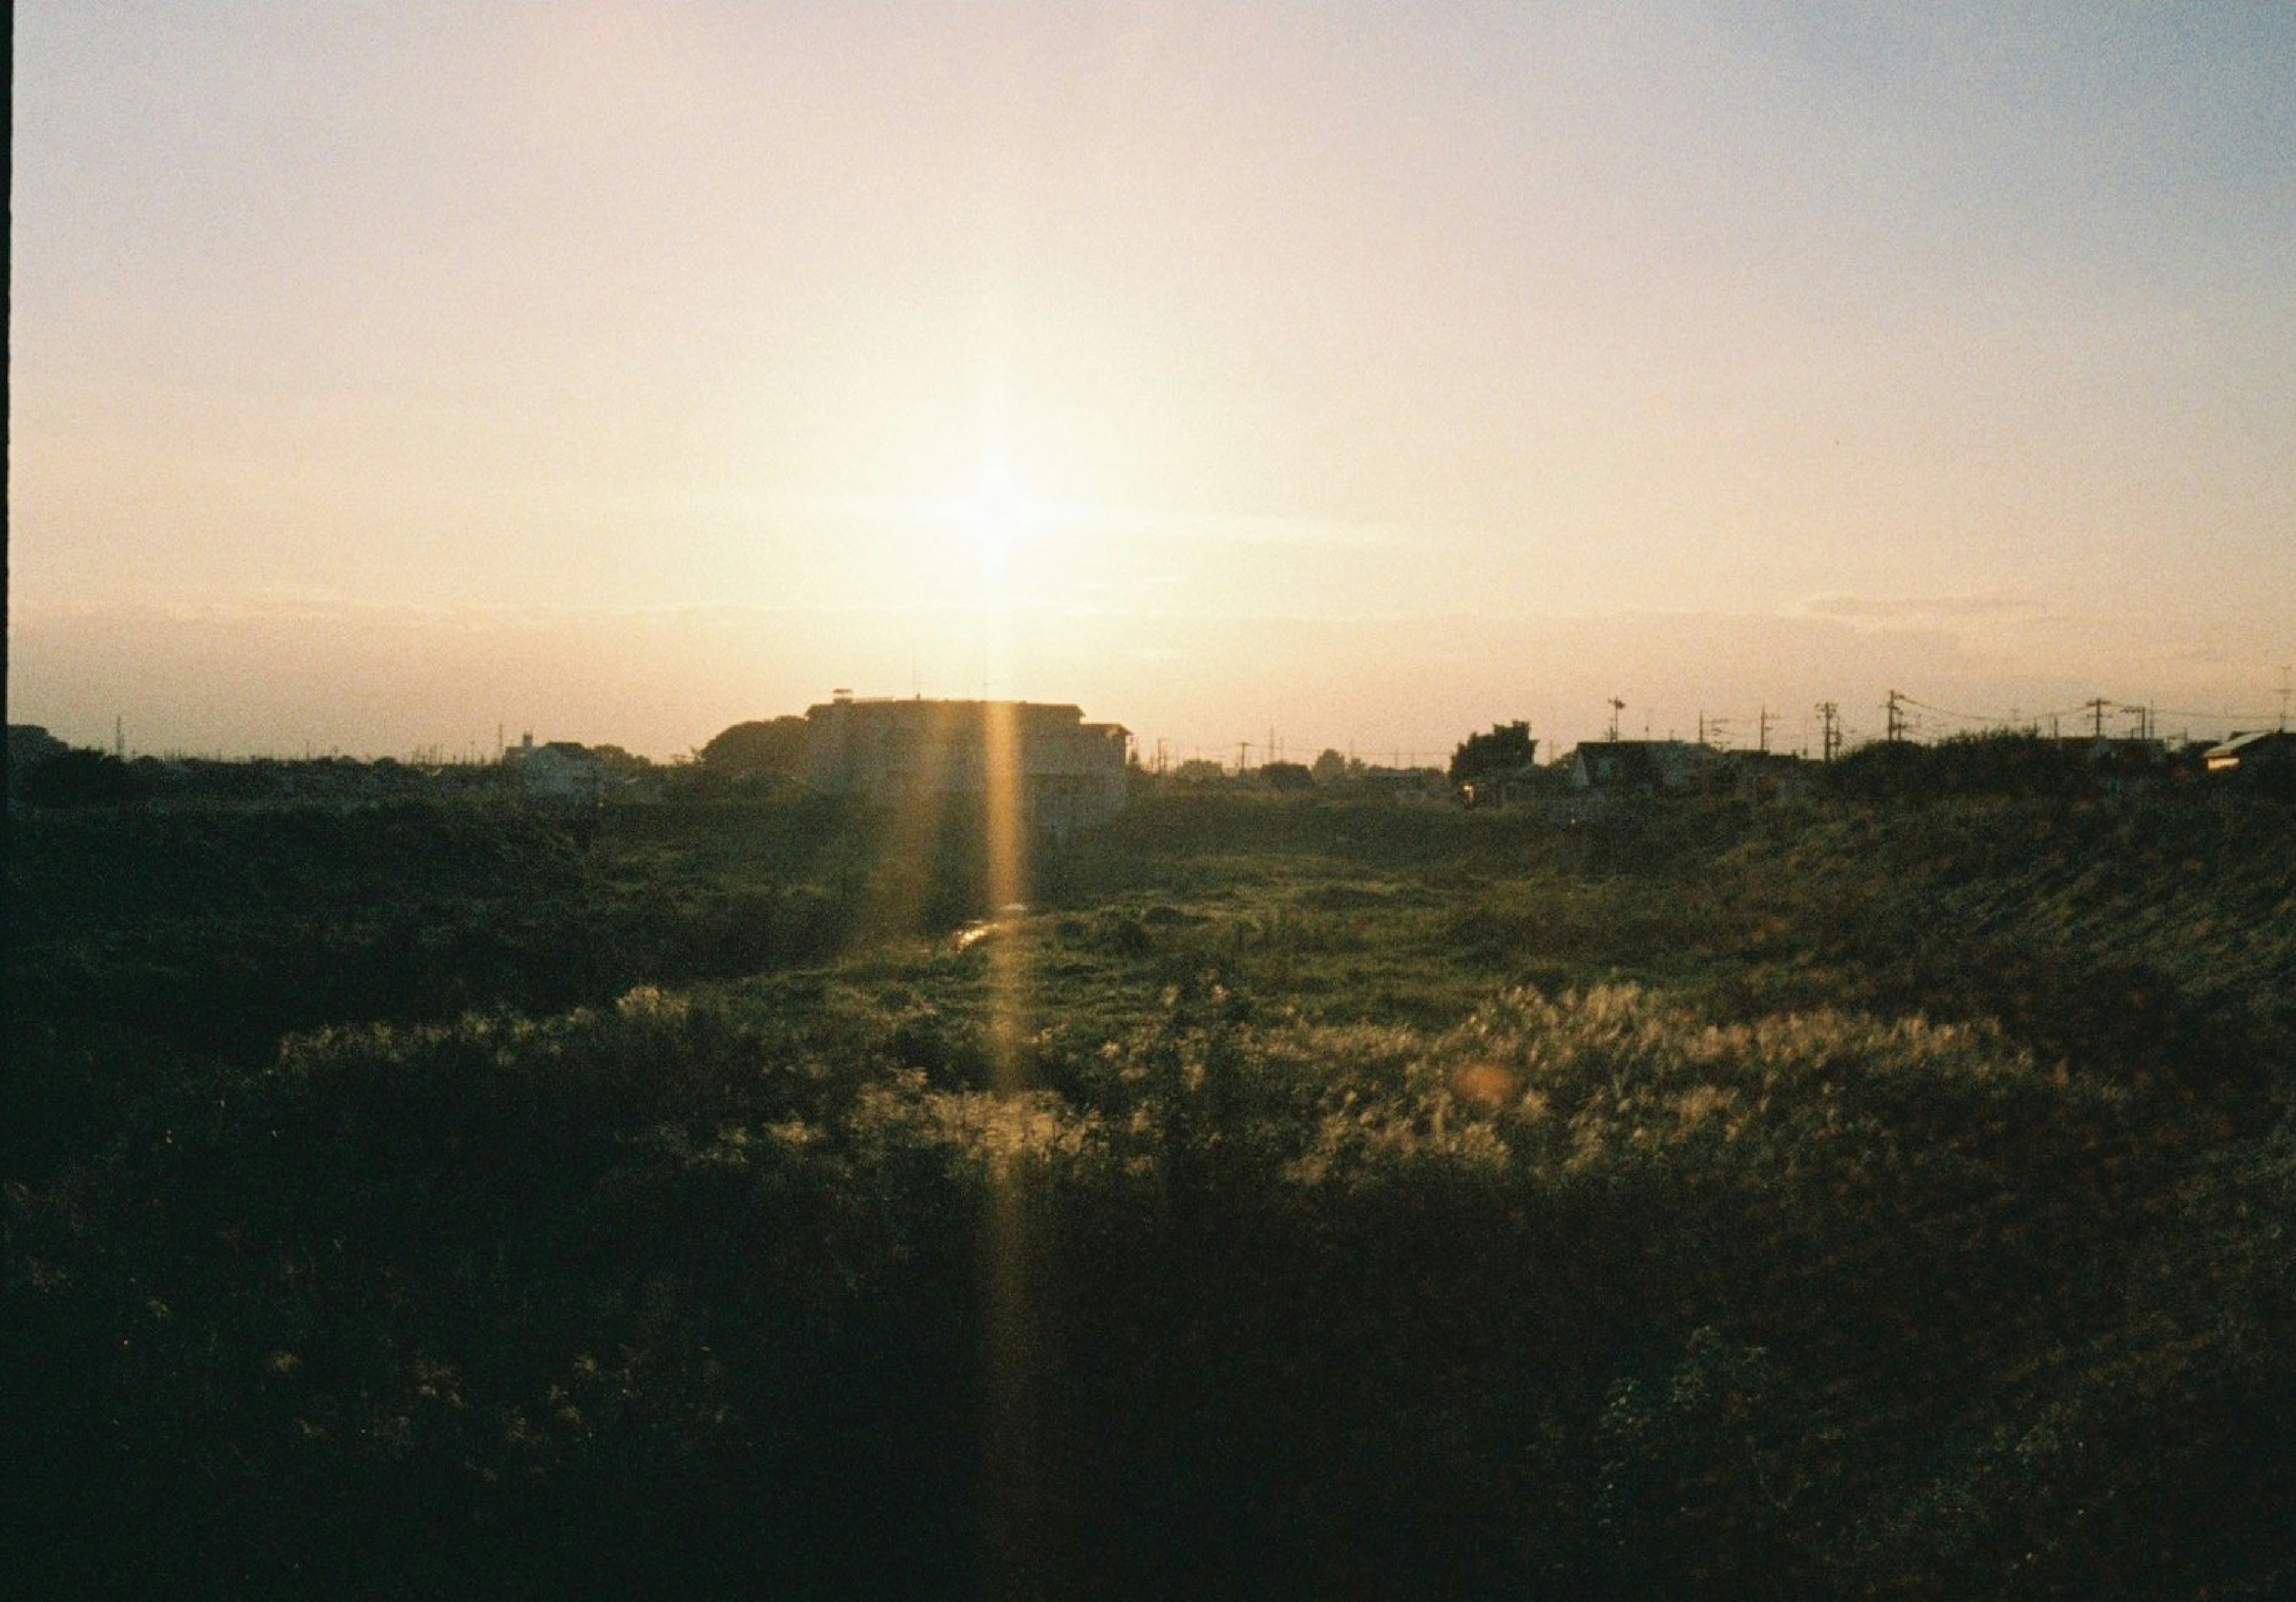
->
left=800, top=694, right=1132, bottom=835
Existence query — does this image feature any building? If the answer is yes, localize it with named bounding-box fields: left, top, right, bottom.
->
left=1456, top=764, right=1549, bottom=808
left=800, top=694, right=1132, bottom=835
left=1360, top=765, right=1448, bottom=800
left=2202, top=730, right=2296, bottom=788
left=513, top=739, right=607, bottom=808
left=1568, top=740, right=1718, bottom=797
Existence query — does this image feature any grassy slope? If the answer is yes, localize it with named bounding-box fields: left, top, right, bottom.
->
left=7, top=790, right=2293, bottom=1598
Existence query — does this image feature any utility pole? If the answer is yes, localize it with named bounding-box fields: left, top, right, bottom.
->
left=114, top=716, right=125, bottom=761
left=1816, top=701, right=1841, bottom=764
left=1757, top=705, right=1773, bottom=755
left=2083, top=697, right=2111, bottom=739
left=1236, top=740, right=1249, bottom=776
left=1885, top=689, right=1906, bottom=743
left=1607, top=698, right=1625, bottom=742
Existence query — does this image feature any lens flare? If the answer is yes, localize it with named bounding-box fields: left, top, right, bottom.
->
left=969, top=389, right=1053, bottom=1587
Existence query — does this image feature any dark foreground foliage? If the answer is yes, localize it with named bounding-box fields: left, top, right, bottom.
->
left=7, top=789, right=2294, bottom=1598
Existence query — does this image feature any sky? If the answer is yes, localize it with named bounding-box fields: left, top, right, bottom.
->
left=11, top=2, right=2294, bottom=762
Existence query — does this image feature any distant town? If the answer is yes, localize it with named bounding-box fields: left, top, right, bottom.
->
left=11, top=682, right=2293, bottom=821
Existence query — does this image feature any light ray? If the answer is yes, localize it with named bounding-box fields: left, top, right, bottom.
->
left=972, top=355, right=1053, bottom=1594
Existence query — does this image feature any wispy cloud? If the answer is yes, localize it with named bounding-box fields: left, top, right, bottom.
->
left=778, top=493, right=1428, bottom=553
left=1800, top=591, right=2056, bottom=626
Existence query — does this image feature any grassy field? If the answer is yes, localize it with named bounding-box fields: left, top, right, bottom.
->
left=8, top=788, right=2294, bottom=1598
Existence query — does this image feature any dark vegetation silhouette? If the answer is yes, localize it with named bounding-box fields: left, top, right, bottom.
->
left=16, top=747, right=151, bottom=807
left=1447, top=719, right=1538, bottom=787
left=1827, top=728, right=2112, bottom=800
left=689, top=715, right=810, bottom=793
left=7, top=777, right=2294, bottom=1598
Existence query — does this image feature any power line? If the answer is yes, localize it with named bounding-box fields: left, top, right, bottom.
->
left=1900, top=694, right=2083, bottom=722
left=1894, top=695, right=2022, bottom=726
left=2147, top=706, right=2279, bottom=722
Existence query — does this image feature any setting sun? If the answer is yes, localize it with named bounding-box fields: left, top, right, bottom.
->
left=958, top=460, right=1029, bottom=590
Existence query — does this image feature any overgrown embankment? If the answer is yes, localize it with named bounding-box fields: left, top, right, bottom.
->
left=7, top=789, right=2292, bottom=1597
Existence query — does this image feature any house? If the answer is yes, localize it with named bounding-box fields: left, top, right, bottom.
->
left=800, top=694, right=1132, bottom=835
left=1360, top=765, right=1447, bottom=800
left=1457, top=764, right=1550, bottom=808
left=517, top=740, right=607, bottom=808
left=1568, top=740, right=1718, bottom=797
left=2202, top=730, right=2296, bottom=788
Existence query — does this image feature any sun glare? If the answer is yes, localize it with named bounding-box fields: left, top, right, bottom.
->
left=959, top=460, right=1030, bottom=589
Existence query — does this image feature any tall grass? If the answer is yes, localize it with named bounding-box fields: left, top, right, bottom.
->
left=8, top=789, right=2291, bottom=1597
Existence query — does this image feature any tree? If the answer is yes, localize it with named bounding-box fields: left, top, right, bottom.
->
left=697, top=718, right=809, bottom=783
left=1260, top=761, right=1313, bottom=792
left=584, top=744, right=655, bottom=778
left=1826, top=731, right=2095, bottom=802
left=18, top=748, right=148, bottom=807
left=1448, top=722, right=1538, bottom=788
left=1311, top=749, right=1361, bottom=785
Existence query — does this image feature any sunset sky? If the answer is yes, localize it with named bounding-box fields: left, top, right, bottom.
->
left=12, top=2, right=2293, bottom=762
